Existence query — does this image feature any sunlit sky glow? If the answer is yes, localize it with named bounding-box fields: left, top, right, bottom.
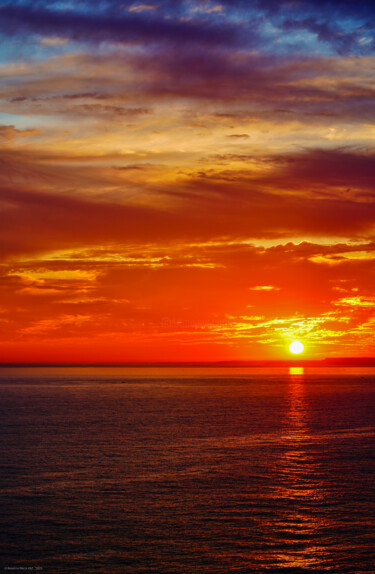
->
left=0, top=0, right=375, bottom=363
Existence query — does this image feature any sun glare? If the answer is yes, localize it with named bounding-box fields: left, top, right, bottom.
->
left=289, top=341, right=304, bottom=354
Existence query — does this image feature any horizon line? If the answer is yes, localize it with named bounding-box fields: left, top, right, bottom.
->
left=1, top=357, right=375, bottom=368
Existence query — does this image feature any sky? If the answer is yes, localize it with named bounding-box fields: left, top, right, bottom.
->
left=0, top=0, right=375, bottom=363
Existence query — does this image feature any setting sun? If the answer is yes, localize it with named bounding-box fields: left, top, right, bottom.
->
left=289, top=341, right=304, bottom=355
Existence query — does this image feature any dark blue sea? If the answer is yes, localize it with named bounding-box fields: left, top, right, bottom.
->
left=1, top=367, right=375, bottom=573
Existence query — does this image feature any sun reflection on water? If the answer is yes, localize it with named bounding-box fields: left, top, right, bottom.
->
left=272, top=369, right=327, bottom=570
left=289, top=367, right=304, bottom=376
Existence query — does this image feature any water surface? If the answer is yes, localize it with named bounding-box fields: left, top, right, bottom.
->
left=1, top=368, right=374, bottom=572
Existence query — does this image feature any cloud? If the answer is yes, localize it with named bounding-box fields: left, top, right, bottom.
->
left=227, top=133, right=249, bottom=139
left=1, top=226, right=374, bottom=358
left=19, top=314, right=92, bottom=335
left=258, top=148, right=375, bottom=196
left=249, top=286, right=280, bottom=291
left=1, top=0, right=375, bottom=360
left=128, top=4, right=157, bottom=13
left=2, top=0, right=375, bottom=59
left=335, top=296, right=375, bottom=307
left=3, top=47, right=375, bottom=129
left=1, top=145, right=375, bottom=264
left=0, top=125, right=41, bottom=141
left=40, top=36, right=68, bottom=46
left=0, top=3, right=244, bottom=48
left=282, top=17, right=368, bottom=55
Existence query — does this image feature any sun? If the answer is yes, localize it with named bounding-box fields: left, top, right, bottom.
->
left=289, top=341, right=304, bottom=354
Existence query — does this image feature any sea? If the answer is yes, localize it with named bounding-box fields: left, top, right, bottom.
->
left=1, top=367, right=375, bottom=573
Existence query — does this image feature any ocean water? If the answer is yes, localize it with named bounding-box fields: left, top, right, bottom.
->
left=1, top=368, right=375, bottom=573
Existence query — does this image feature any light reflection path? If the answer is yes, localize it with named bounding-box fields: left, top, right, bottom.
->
left=272, top=368, right=327, bottom=570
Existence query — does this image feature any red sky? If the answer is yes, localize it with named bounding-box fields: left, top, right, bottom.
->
left=1, top=1, right=375, bottom=363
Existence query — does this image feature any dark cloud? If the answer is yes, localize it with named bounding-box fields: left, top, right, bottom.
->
left=187, top=148, right=375, bottom=199
left=220, top=0, right=375, bottom=18
left=120, top=49, right=375, bottom=121
left=227, top=134, right=250, bottom=139
left=1, top=0, right=375, bottom=57
left=267, top=148, right=375, bottom=192
left=0, top=4, right=245, bottom=48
